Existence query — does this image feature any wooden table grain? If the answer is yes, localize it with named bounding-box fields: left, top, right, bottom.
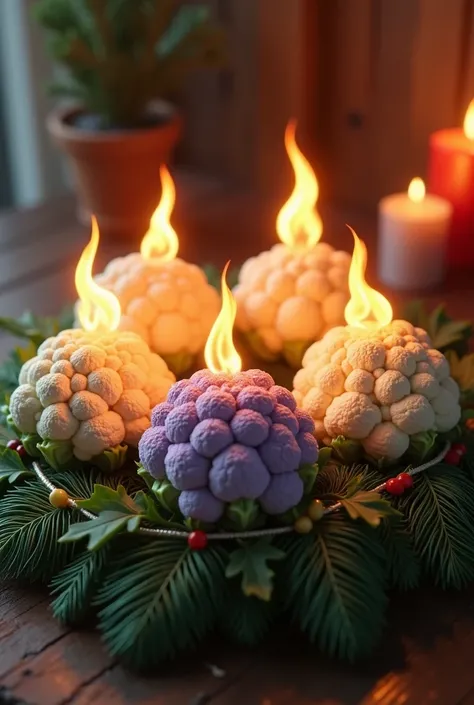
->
left=1, top=178, right=474, bottom=705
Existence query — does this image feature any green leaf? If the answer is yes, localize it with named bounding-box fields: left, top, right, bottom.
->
left=59, top=512, right=141, bottom=551
left=134, top=490, right=168, bottom=524
left=341, top=491, right=400, bottom=528
left=316, top=447, right=333, bottom=471
left=225, top=498, right=260, bottom=530
left=76, top=483, right=141, bottom=514
left=37, top=439, right=77, bottom=470
left=408, top=431, right=438, bottom=460
left=136, top=464, right=155, bottom=489
left=395, top=465, right=474, bottom=588
left=379, top=516, right=420, bottom=590
left=152, top=477, right=180, bottom=513
left=220, top=582, right=276, bottom=646
left=331, top=436, right=363, bottom=464
left=283, top=513, right=388, bottom=661
left=20, top=433, right=42, bottom=458
left=91, top=444, right=128, bottom=473
left=95, top=537, right=226, bottom=668
left=0, top=446, right=28, bottom=471
left=298, top=463, right=319, bottom=495
left=50, top=545, right=111, bottom=624
left=225, top=538, right=285, bottom=602
left=432, top=320, right=472, bottom=350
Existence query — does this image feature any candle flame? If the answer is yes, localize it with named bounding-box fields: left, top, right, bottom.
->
left=140, top=165, right=179, bottom=261
left=344, top=227, right=393, bottom=330
left=204, top=262, right=242, bottom=375
left=75, top=217, right=121, bottom=332
left=464, top=99, right=474, bottom=140
left=276, top=119, right=322, bottom=253
left=408, top=177, right=425, bottom=203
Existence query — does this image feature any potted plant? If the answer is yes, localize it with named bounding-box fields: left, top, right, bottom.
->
left=34, top=0, right=224, bottom=240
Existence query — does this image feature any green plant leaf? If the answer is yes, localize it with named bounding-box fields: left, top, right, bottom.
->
left=220, top=582, right=276, bottom=646
left=59, top=512, right=141, bottom=551
left=225, top=498, right=260, bottom=530
left=298, top=463, right=319, bottom=495
left=37, top=439, right=77, bottom=470
left=316, top=447, right=333, bottom=471
left=341, top=491, right=400, bottom=528
left=95, top=537, right=226, bottom=669
left=395, top=464, right=474, bottom=588
left=379, top=516, right=420, bottom=590
left=282, top=513, right=388, bottom=661
left=225, top=538, right=286, bottom=601
left=91, top=444, right=128, bottom=473
left=50, top=545, right=111, bottom=624
left=76, top=483, right=141, bottom=514
left=331, top=436, right=363, bottom=464
left=407, top=431, right=438, bottom=460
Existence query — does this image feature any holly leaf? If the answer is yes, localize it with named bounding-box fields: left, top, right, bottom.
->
left=59, top=512, right=142, bottom=550
left=225, top=538, right=286, bottom=601
left=76, top=484, right=141, bottom=515
left=341, top=491, right=400, bottom=528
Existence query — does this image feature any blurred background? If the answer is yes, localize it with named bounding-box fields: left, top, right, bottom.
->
left=1, top=0, right=474, bottom=211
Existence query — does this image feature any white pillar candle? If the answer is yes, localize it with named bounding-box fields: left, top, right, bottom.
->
left=378, top=178, right=452, bottom=290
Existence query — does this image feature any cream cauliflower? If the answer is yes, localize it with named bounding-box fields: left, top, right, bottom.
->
left=9, top=329, right=175, bottom=462
left=293, top=320, right=461, bottom=460
left=234, top=243, right=351, bottom=366
left=91, top=254, right=220, bottom=374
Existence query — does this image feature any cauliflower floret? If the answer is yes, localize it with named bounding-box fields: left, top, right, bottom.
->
left=86, top=255, right=220, bottom=374
left=235, top=242, right=351, bottom=364
left=10, top=329, right=175, bottom=462
left=293, top=321, right=461, bottom=460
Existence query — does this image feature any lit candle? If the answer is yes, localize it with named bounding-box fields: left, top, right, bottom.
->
left=9, top=218, right=175, bottom=469
left=293, top=228, right=461, bottom=462
left=137, top=263, right=319, bottom=527
left=94, top=166, right=220, bottom=375
left=427, top=99, right=474, bottom=267
left=234, top=120, right=351, bottom=368
left=377, top=177, right=452, bottom=290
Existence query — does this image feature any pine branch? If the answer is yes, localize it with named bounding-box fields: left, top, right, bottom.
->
left=380, top=516, right=420, bottom=590
left=51, top=545, right=111, bottom=624
left=395, top=465, right=474, bottom=589
left=0, top=469, right=124, bottom=583
left=282, top=513, right=388, bottom=661
left=219, top=582, right=277, bottom=646
left=95, top=537, right=226, bottom=669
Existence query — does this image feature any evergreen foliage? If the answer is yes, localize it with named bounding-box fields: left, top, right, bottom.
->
left=283, top=514, right=388, bottom=661
left=95, top=537, right=226, bottom=669
left=220, top=582, right=277, bottom=646
left=395, top=465, right=474, bottom=588
left=33, top=0, right=225, bottom=127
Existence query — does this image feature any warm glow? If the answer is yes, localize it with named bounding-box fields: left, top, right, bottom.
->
left=344, top=227, right=393, bottom=330
left=408, top=177, right=425, bottom=203
left=204, top=262, right=242, bottom=375
left=275, top=119, right=322, bottom=253
left=75, top=217, right=121, bottom=332
left=464, top=99, right=474, bottom=140
left=140, top=165, right=179, bottom=261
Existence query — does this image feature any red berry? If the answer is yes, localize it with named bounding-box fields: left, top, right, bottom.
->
left=444, top=449, right=461, bottom=465
left=385, top=477, right=405, bottom=496
left=6, top=439, right=20, bottom=450
left=188, top=530, right=208, bottom=550
left=15, top=445, right=27, bottom=459
left=397, top=472, right=414, bottom=489
left=452, top=443, right=467, bottom=456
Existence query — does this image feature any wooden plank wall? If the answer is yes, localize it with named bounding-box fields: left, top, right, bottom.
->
left=314, top=0, right=474, bottom=209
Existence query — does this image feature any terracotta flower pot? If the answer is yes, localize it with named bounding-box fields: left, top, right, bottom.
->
left=47, top=101, right=182, bottom=242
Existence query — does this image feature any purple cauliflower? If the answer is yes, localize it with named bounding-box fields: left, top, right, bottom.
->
left=138, top=369, right=318, bottom=522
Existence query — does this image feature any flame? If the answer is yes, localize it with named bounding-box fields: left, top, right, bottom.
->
left=464, top=99, right=474, bottom=140
left=408, top=177, right=425, bottom=203
left=276, top=119, right=322, bottom=253
left=75, top=217, right=121, bottom=332
left=344, top=227, right=393, bottom=330
left=140, top=165, right=179, bottom=261
left=204, top=262, right=242, bottom=375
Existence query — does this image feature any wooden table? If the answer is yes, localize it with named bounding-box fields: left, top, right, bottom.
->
left=1, top=179, right=474, bottom=705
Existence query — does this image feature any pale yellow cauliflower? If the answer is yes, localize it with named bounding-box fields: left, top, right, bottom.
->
left=293, top=319, right=461, bottom=460
left=91, top=254, right=220, bottom=373
left=9, top=329, right=175, bottom=461
left=234, top=243, right=351, bottom=365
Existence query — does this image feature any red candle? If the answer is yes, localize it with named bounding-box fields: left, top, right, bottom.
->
left=427, top=101, right=474, bottom=268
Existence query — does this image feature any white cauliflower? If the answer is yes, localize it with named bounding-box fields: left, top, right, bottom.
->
left=293, top=320, right=461, bottom=460
left=10, top=329, right=175, bottom=462
left=91, top=254, right=220, bottom=374
left=234, top=242, right=351, bottom=365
